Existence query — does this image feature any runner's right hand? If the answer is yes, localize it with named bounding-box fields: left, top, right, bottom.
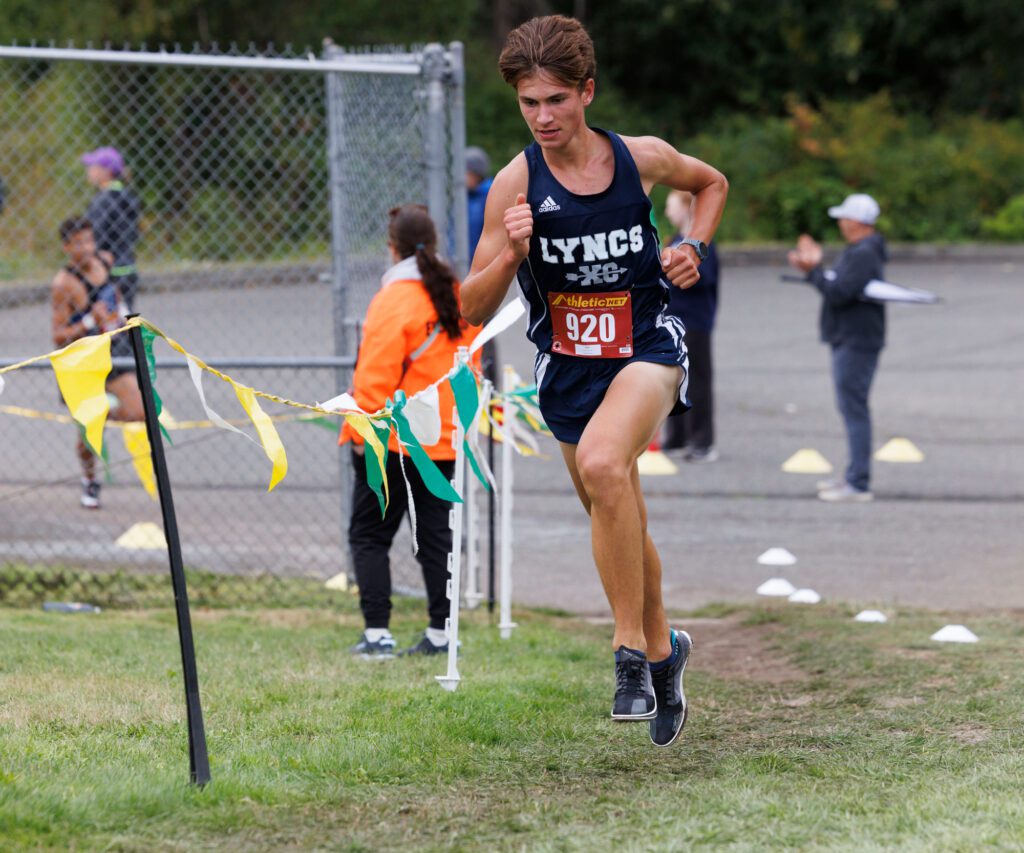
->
left=504, top=193, right=533, bottom=260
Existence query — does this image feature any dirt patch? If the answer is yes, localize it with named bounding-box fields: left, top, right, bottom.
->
left=580, top=615, right=807, bottom=683
left=951, top=724, right=990, bottom=745
left=683, top=617, right=808, bottom=684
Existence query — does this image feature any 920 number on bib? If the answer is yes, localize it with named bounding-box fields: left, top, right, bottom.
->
left=548, top=291, right=633, bottom=359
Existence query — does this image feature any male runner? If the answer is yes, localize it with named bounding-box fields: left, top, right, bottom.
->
left=51, top=217, right=144, bottom=508
left=461, top=15, right=727, bottom=747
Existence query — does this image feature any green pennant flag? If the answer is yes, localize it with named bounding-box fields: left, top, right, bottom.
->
left=389, top=392, right=462, bottom=504
left=448, top=363, right=490, bottom=490
left=140, top=325, right=172, bottom=445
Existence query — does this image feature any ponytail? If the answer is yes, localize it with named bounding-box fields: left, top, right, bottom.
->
left=388, top=205, right=465, bottom=340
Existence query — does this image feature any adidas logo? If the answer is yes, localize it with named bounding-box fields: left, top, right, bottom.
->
left=537, top=196, right=561, bottom=213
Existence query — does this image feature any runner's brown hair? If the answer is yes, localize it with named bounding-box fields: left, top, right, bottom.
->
left=498, top=15, right=596, bottom=90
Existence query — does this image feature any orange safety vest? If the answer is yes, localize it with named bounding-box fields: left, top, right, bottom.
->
left=339, top=268, right=481, bottom=460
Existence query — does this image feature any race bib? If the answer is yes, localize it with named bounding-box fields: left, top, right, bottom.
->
left=548, top=291, right=633, bottom=358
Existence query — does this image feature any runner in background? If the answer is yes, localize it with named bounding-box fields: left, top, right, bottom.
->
left=461, top=15, right=728, bottom=747
left=82, top=147, right=142, bottom=311
left=50, top=217, right=144, bottom=509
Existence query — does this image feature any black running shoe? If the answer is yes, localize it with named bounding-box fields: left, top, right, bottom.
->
left=649, top=629, right=692, bottom=747
left=611, top=646, right=657, bottom=720
left=399, top=633, right=448, bottom=657
left=350, top=632, right=396, bottom=659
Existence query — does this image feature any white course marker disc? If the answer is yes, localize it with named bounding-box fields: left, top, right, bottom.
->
left=930, top=624, right=979, bottom=643
left=854, top=610, right=888, bottom=623
left=757, top=578, right=796, bottom=597
left=788, top=588, right=821, bottom=604
left=757, top=547, right=797, bottom=566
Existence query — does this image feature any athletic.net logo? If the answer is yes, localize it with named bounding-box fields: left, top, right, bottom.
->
left=537, top=195, right=561, bottom=213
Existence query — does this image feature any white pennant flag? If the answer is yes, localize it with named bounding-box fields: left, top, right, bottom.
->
left=470, top=298, right=526, bottom=354
left=404, top=383, right=442, bottom=447
left=187, top=357, right=254, bottom=443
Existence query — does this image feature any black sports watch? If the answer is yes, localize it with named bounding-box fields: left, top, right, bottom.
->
left=679, top=237, right=709, bottom=261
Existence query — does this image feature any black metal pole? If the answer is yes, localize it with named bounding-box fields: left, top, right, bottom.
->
left=483, top=340, right=497, bottom=614
left=127, top=320, right=211, bottom=786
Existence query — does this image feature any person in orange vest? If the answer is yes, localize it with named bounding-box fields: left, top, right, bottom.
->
left=340, top=204, right=481, bottom=658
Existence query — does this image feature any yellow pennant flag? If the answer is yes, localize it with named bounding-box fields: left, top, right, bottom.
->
left=234, top=384, right=288, bottom=491
left=344, top=412, right=390, bottom=510
left=122, top=423, right=158, bottom=500
left=50, top=335, right=112, bottom=456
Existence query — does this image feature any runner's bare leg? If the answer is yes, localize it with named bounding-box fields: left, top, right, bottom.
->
left=559, top=361, right=680, bottom=657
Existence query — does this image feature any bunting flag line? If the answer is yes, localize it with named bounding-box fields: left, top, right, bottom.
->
left=2, top=316, right=536, bottom=508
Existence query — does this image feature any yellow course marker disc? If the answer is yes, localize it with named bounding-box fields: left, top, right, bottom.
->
left=637, top=450, right=679, bottom=476
left=781, top=449, right=833, bottom=474
left=115, top=522, right=167, bottom=550
left=874, top=437, right=924, bottom=463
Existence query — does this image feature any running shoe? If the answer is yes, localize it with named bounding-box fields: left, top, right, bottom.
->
left=399, top=633, right=448, bottom=657
left=683, top=446, right=719, bottom=463
left=350, top=632, right=396, bottom=659
left=649, top=629, right=692, bottom=747
left=818, top=483, right=873, bottom=503
left=80, top=479, right=101, bottom=509
left=611, top=646, right=657, bottom=720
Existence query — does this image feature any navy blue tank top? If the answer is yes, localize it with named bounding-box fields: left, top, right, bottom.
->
left=516, top=128, right=670, bottom=356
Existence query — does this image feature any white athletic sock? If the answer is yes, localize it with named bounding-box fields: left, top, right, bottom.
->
left=364, top=628, right=392, bottom=643
left=425, top=627, right=448, bottom=647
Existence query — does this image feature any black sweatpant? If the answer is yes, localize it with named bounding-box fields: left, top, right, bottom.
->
left=348, top=448, right=454, bottom=631
left=664, top=329, right=715, bottom=450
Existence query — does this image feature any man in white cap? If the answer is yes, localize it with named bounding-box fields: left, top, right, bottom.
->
left=788, top=193, right=887, bottom=502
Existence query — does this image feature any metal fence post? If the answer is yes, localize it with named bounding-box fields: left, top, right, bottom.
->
left=447, top=42, right=470, bottom=279
left=324, top=41, right=353, bottom=571
left=422, top=44, right=448, bottom=237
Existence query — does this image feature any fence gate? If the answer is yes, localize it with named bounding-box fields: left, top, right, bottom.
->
left=0, top=42, right=468, bottom=605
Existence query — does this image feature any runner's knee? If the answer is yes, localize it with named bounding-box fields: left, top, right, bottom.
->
left=575, top=444, right=630, bottom=499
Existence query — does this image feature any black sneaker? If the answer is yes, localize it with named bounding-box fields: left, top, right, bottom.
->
left=611, top=646, right=657, bottom=720
left=80, top=479, right=101, bottom=509
left=400, top=634, right=448, bottom=656
left=400, top=633, right=448, bottom=657
left=350, top=632, right=396, bottom=659
left=649, top=629, right=692, bottom=747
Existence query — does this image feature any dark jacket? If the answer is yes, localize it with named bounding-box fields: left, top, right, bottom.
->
left=467, top=176, right=493, bottom=263
left=665, top=235, right=719, bottom=333
left=809, top=232, right=887, bottom=349
left=85, top=180, right=140, bottom=273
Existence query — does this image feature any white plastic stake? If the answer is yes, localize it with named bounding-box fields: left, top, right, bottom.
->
left=436, top=348, right=469, bottom=692
left=498, top=365, right=518, bottom=639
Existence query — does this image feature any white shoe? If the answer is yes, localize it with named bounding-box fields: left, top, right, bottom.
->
left=818, top=483, right=873, bottom=503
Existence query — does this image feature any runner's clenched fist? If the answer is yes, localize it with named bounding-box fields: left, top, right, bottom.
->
left=660, top=245, right=701, bottom=289
left=505, top=193, right=533, bottom=260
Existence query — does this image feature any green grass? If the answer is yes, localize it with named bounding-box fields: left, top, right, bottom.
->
left=1, top=600, right=1022, bottom=851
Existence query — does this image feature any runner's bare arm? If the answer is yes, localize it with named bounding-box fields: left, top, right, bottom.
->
left=461, top=155, right=530, bottom=326
left=625, top=136, right=728, bottom=288
left=51, top=274, right=81, bottom=346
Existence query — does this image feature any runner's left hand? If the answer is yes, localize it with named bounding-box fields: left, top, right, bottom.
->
left=660, top=246, right=701, bottom=289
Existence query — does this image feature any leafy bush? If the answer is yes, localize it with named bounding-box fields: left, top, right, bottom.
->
left=981, top=195, right=1024, bottom=240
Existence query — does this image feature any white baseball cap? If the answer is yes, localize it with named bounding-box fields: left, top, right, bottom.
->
left=828, top=193, right=880, bottom=225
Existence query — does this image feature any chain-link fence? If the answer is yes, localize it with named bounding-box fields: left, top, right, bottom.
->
left=0, top=42, right=470, bottom=607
